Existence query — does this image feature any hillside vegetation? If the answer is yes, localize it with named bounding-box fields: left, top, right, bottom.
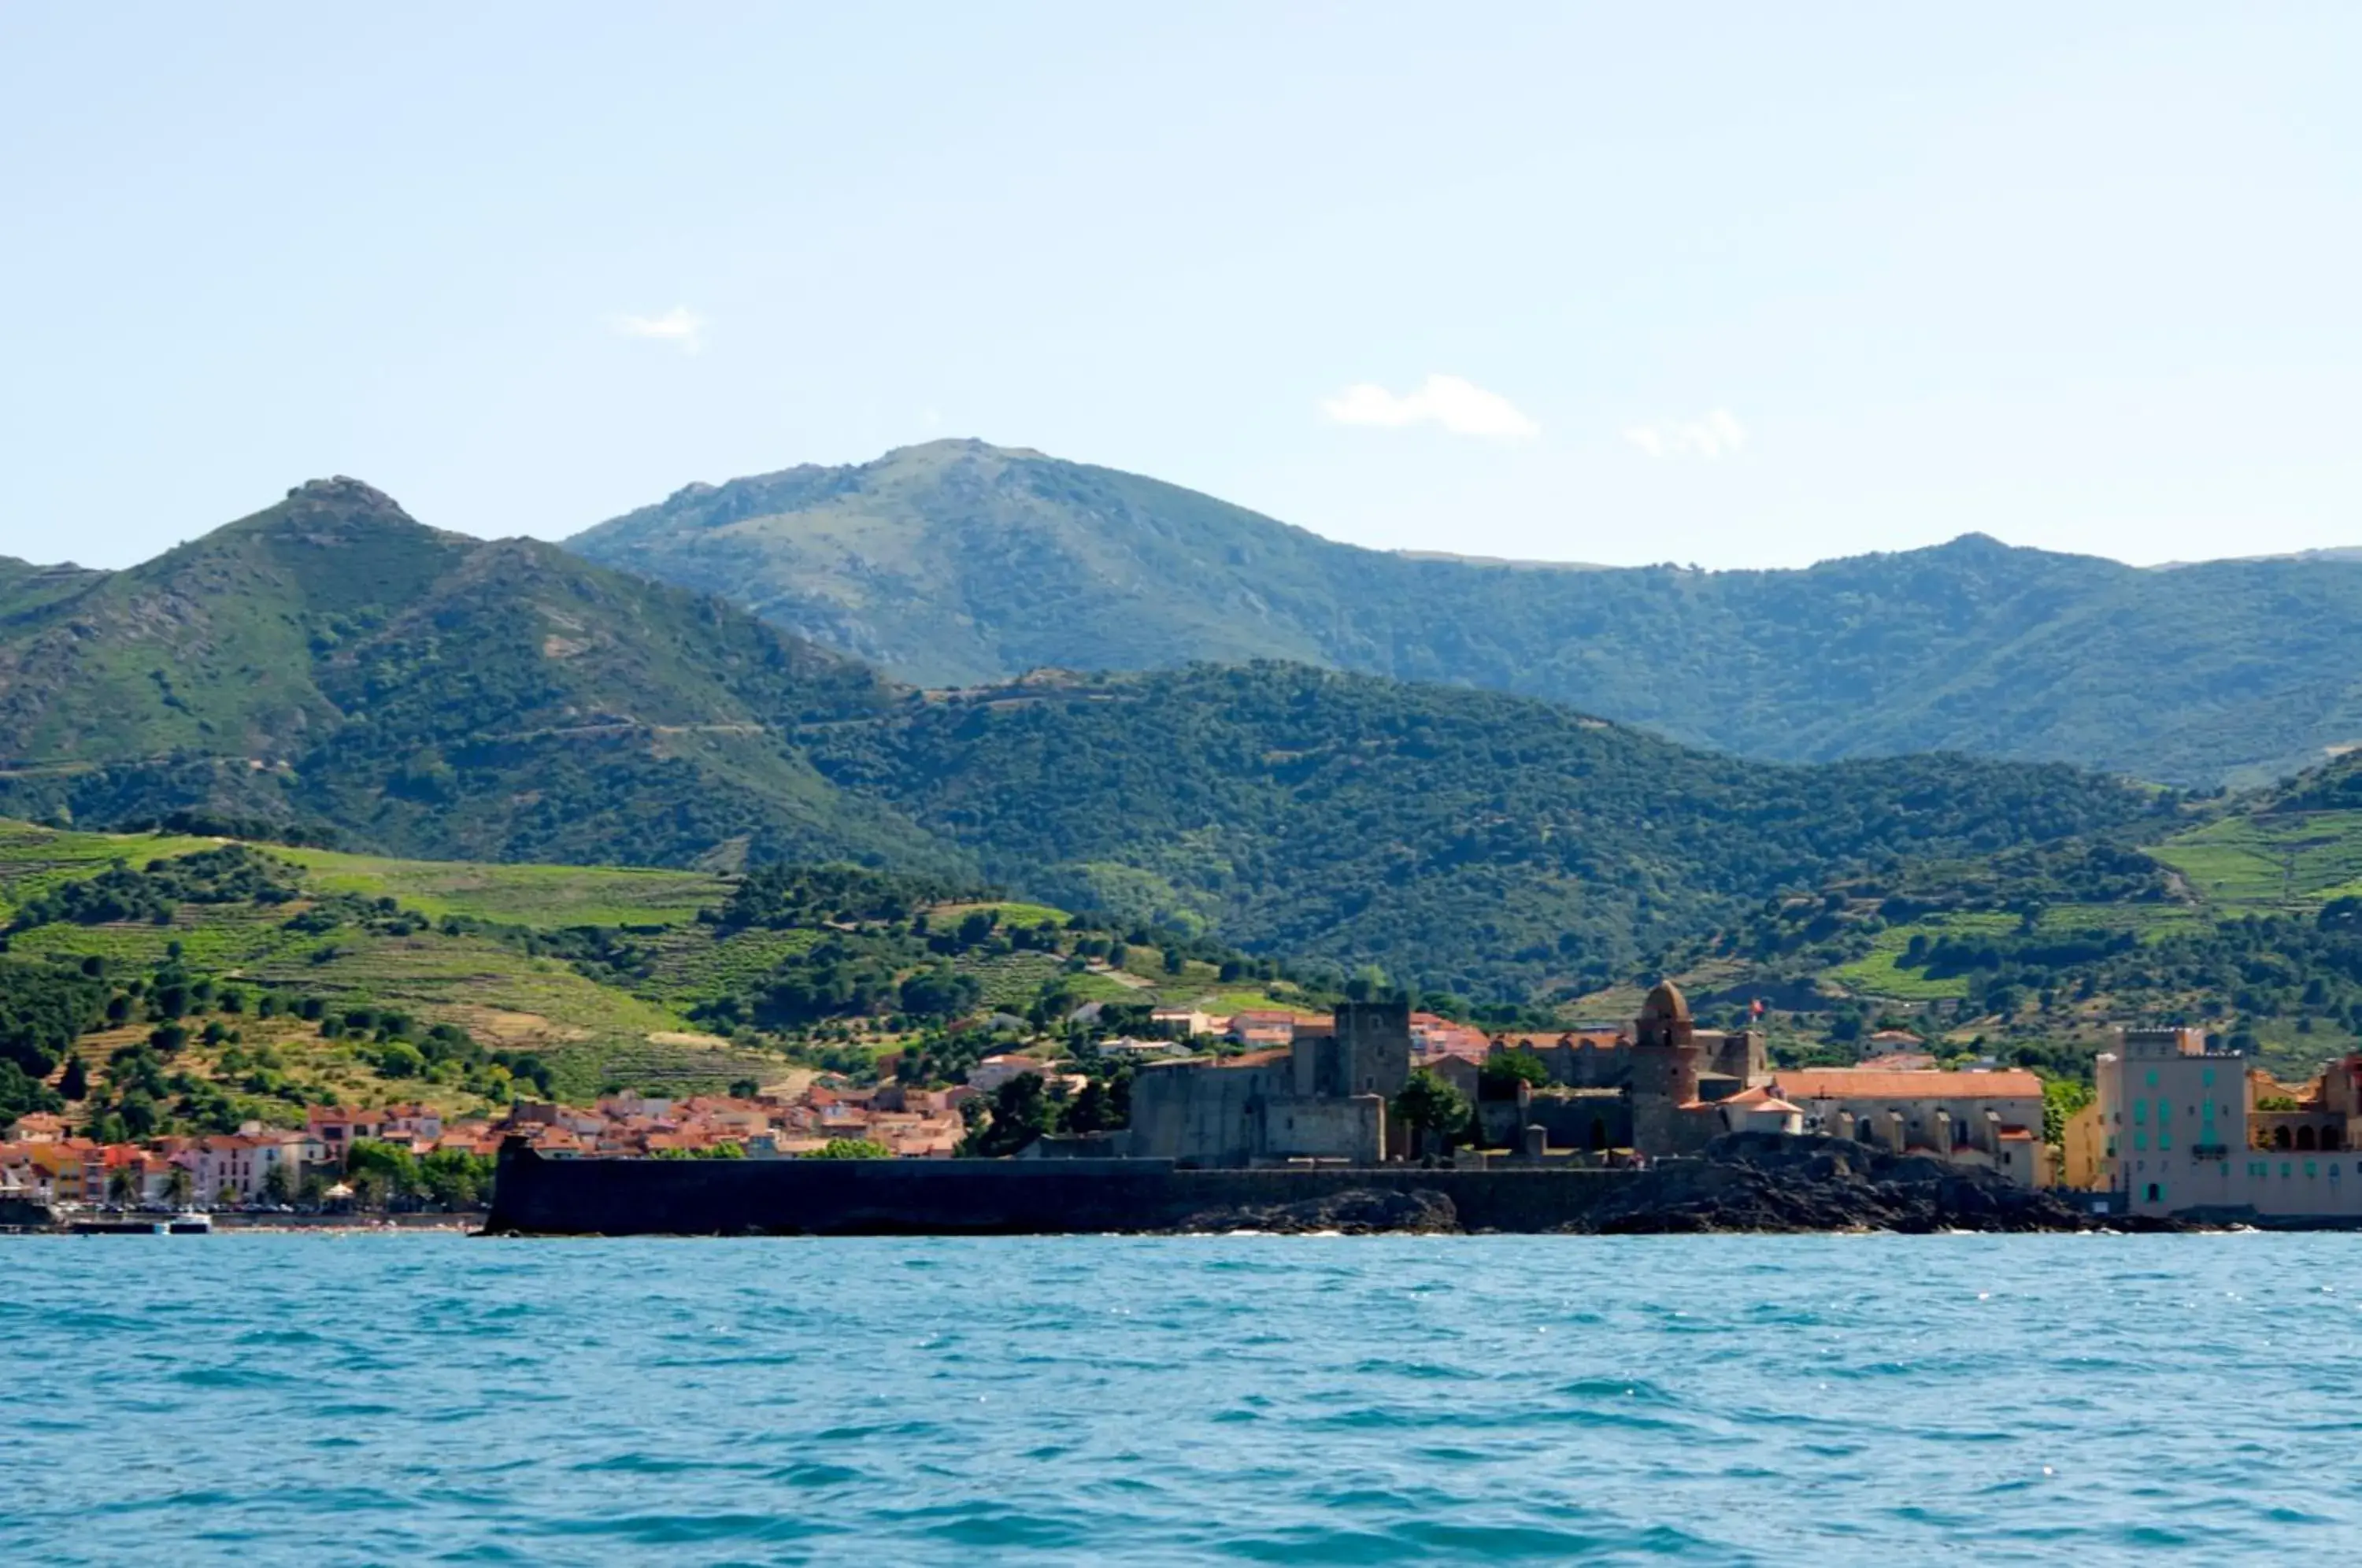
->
left=570, top=438, right=2362, bottom=787
left=802, top=663, right=2171, bottom=997
left=0, top=477, right=942, bottom=871
left=0, top=823, right=1327, bottom=1135
left=1638, top=755, right=2362, bottom=1082
left=0, top=479, right=2179, bottom=993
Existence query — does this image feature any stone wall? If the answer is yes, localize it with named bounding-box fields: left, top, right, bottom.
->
left=487, top=1142, right=1642, bottom=1236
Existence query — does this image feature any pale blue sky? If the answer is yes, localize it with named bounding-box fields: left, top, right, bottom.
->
left=3, top=2, right=2356, bottom=569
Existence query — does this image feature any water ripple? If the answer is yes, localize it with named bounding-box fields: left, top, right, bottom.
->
left=5, top=1232, right=2361, bottom=1563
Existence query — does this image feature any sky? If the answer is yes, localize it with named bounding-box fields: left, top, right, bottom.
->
left=2, top=2, right=2357, bottom=570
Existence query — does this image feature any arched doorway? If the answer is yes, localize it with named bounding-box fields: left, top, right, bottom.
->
left=2298, top=1126, right=2319, bottom=1152
left=2274, top=1126, right=2294, bottom=1150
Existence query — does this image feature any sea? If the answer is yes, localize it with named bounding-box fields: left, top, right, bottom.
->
left=5, top=1232, right=2357, bottom=1565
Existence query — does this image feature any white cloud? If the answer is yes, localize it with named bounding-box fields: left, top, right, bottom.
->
left=1320, top=374, right=1538, bottom=439
left=610, top=305, right=706, bottom=353
left=1622, top=409, right=1747, bottom=460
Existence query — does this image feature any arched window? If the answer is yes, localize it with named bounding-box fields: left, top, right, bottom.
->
left=2145, top=1182, right=2161, bottom=1203
left=2275, top=1126, right=2294, bottom=1150
left=1856, top=1119, right=1875, bottom=1144
left=2328, top=1127, right=2346, bottom=1152
left=2297, top=1126, right=2318, bottom=1152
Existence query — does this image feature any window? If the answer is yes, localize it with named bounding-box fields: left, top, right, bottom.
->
left=2133, top=1100, right=2147, bottom=1125
left=2201, top=1067, right=2216, bottom=1088
left=2307, top=1162, right=2318, bottom=1178
left=2135, top=1133, right=2148, bottom=1152
left=2145, top=1071, right=2159, bottom=1088
left=2145, top=1182, right=2161, bottom=1202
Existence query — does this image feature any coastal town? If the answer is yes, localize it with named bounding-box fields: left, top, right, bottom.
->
left=8, top=985, right=2359, bottom=1227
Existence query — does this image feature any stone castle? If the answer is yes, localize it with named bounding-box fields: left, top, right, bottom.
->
left=1120, top=985, right=1775, bottom=1167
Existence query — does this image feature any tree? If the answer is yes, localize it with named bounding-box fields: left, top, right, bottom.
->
left=164, top=1165, right=194, bottom=1208
left=1064, top=1072, right=1131, bottom=1134
left=1479, top=1048, right=1549, bottom=1096
left=348, top=1170, right=387, bottom=1211
left=419, top=1149, right=495, bottom=1207
left=898, top=965, right=983, bottom=1019
left=806, top=1138, right=892, bottom=1159
left=107, top=1165, right=140, bottom=1207
left=346, top=1139, right=419, bottom=1207
left=57, top=1054, right=87, bottom=1100
left=961, top=1074, right=1056, bottom=1158
left=727, top=1078, right=761, bottom=1099
left=1393, top=1069, right=1472, bottom=1156
left=261, top=1163, right=294, bottom=1207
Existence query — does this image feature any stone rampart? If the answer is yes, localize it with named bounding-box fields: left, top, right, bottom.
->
left=485, top=1141, right=1641, bottom=1236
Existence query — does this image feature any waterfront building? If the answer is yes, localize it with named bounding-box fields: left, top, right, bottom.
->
left=2099, top=1027, right=2362, bottom=1220
left=1775, top=1067, right=2050, bottom=1187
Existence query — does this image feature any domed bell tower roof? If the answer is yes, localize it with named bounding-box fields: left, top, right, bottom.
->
left=1640, top=980, right=1690, bottom=1023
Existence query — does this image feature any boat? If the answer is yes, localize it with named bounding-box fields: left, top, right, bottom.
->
left=67, top=1211, right=213, bottom=1235
left=70, top=1218, right=164, bottom=1235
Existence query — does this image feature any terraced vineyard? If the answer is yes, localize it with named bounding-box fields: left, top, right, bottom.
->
left=268, top=847, right=733, bottom=929
left=0, top=820, right=1321, bottom=1122
left=2150, top=810, right=2362, bottom=908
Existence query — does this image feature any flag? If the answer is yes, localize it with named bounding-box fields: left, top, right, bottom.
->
left=1749, top=997, right=1765, bottom=1017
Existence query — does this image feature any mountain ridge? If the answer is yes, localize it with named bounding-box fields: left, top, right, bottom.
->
left=568, top=440, right=2362, bottom=787
left=0, top=477, right=2180, bottom=994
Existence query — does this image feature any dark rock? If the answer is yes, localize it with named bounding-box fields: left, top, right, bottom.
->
left=1558, top=1130, right=2103, bottom=1234
left=1175, top=1186, right=1459, bottom=1235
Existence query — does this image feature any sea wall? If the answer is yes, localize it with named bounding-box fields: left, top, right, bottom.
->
left=485, top=1142, right=1642, bottom=1236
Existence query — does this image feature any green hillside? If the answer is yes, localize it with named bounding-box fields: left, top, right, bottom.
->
left=0, top=479, right=2187, bottom=996
left=569, top=438, right=2362, bottom=787
left=1638, top=760, right=2362, bottom=1082
left=0, top=477, right=948, bottom=871
left=0, top=823, right=1323, bottom=1137
left=801, top=663, right=2171, bottom=997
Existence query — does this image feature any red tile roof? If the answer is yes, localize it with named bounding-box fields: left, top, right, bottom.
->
left=1776, top=1068, right=2044, bottom=1100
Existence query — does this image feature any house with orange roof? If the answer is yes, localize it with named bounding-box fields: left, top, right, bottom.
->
left=29, top=1139, right=98, bottom=1202
left=7, top=1111, right=65, bottom=1144
left=1679, top=1084, right=1805, bottom=1137
left=969, top=1054, right=1049, bottom=1093
left=0, top=1142, right=43, bottom=1201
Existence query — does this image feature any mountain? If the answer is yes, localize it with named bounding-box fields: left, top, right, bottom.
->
left=798, top=663, right=2169, bottom=997
left=0, top=478, right=946, bottom=871
left=0, top=479, right=2171, bottom=993
left=568, top=439, right=2362, bottom=787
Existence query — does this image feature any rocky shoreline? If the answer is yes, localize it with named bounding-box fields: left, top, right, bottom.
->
left=1174, top=1133, right=2186, bottom=1236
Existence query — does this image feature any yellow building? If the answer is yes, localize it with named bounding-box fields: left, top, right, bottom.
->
left=2058, top=1098, right=2106, bottom=1190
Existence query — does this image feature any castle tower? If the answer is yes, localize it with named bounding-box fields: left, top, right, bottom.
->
left=1629, top=980, right=1700, bottom=1156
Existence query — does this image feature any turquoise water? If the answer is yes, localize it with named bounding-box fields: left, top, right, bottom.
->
left=6, top=1233, right=2359, bottom=1563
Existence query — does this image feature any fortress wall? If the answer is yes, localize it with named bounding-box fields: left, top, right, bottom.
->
left=486, top=1145, right=1642, bottom=1236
